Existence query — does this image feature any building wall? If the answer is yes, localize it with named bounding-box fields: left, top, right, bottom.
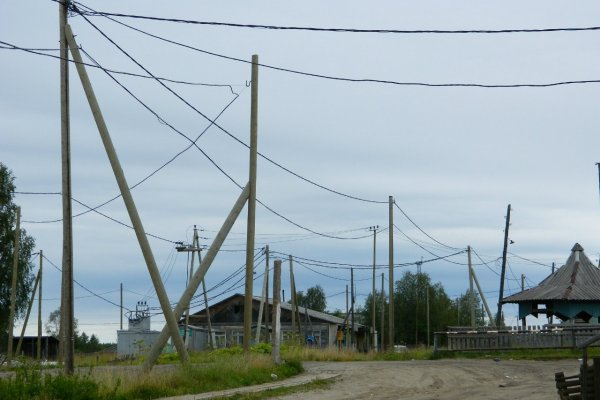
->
left=117, top=330, right=161, bottom=357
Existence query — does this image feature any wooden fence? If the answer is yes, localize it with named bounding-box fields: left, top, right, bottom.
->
left=435, top=325, right=600, bottom=351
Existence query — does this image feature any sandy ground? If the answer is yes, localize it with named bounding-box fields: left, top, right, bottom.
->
left=273, top=359, right=580, bottom=400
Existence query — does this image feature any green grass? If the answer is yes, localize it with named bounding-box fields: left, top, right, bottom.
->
left=0, top=351, right=304, bottom=400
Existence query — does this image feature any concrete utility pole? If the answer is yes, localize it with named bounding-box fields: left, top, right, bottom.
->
left=59, top=0, right=74, bottom=374
left=65, top=26, right=189, bottom=365
left=37, top=250, right=42, bottom=361
left=272, top=260, right=282, bottom=364
left=416, top=260, right=422, bottom=345
left=244, top=54, right=259, bottom=354
left=7, top=206, right=21, bottom=365
left=388, top=196, right=394, bottom=349
left=370, top=226, right=378, bottom=351
left=182, top=227, right=201, bottom=345
left=468, top=246, right=475, bottom=327
left=496, top=204, right=511, bottom=327
left=290, top=256, right=296, bottom=335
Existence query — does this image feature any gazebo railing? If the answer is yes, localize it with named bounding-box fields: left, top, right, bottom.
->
left=436, top=325, right=600, bottom=351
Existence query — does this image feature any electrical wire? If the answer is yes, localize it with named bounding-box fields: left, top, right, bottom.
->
left=75, top=12, right=387, bottom=206
left=507, top=251, right=554, bottom=268
left=63, top=4, right=600, bottom=90
left=42, top=254, right=131, bottom=311
left=71, top=22, right=379, bottom=241
left=394, top=202, right=461, bottom=251
left=0, top=40, right=240, bottom=93
left=71, top=3, right=600, bottom=35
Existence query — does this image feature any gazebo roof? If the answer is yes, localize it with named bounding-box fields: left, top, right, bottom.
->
left=503, top=243, right=600, bottom=303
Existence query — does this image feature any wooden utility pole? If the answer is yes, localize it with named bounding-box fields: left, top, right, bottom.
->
left=7, top=206, right=21, bottom=364
left=265, top=247, right=270, bottom=342
left=521, top=274, right=526, bottom=329
left=351, top=268, right=355, bottom=348
left=272, top=260, right=282, bottom=364
left=65, top=26, right=189, bottom=365
left=201, top=279, right=213, bottom=348
left=290, top=256, right=296, bottom=335
left=244, top=54, right=259, bottom=353
left=496, top=204, right=511, bottom=327
left=120, top=283, right=123, bottom=331
left=550, top=262, right=555, bottom=324
left=345, top=284, right=349, bottom=348
left=256, top=246, right=269, bottom=343
left=426, top=285, right=430, bottom=348
left=468, top=246, right=475, bottom=327
left=370, top=226, right=378, bottom=351
left=143, top=184, right=250, bottom=372
left=16, top=267, right=41, bottom=356
left=289, top=255, right=301, bottom=339
left=380, top=273, right=385, bottom=351
left=388, top=196, right=394, bottom=349
left=470, top=264, right=494, bottom=325
left=59, top=0, right=75, bottom=374
left=37, top=250, right=42, bottom=361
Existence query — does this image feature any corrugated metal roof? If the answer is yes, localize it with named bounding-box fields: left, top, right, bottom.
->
left=502, top=243, right=600, bottom=303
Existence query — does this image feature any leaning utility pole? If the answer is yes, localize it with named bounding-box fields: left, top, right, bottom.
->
left=388, top=196, right=394, bottom=349
left=244, top=54, right=259, bottom=353
left=59, top=0, right=75, bottom=374
left=7, top=207, right=21, bottom=364
left=65, top=26, right=189, bottom=365
left=16, top=266, right=41, bottom=357
left=496, top=204, right=511, bottom=327
left=370, top=226, right=378, bottom=351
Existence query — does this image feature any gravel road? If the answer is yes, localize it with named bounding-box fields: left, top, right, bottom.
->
left=273, top=359, right=580, bottom=400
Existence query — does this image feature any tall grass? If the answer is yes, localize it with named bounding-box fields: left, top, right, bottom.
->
left=0, top=351, right=303, bottom=400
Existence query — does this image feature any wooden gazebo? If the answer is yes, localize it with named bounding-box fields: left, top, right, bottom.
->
left=502, top=243, right=600, bottom=322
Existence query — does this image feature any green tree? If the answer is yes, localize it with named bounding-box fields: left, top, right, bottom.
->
left=393, top=270, right=455, bottom=346
left=359, top=290, right=389, bottom=346
left=455, top=289, right=487, bottom=327
left=296, top=285, right=327, bottom=312
left=45, top=307, right=78, bottom=338
left=0, top=163, right=35, bottom=351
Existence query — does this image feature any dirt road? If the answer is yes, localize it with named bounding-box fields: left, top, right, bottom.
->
left=275, top=359, right=579, bottom=400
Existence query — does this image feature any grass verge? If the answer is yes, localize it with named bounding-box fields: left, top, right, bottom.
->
left=0, top=351, right=303, bottom=400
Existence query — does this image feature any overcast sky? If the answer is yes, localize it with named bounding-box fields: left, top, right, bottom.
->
left=3, top=1, right=600, bottom=343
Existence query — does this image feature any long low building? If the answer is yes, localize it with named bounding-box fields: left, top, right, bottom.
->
left=183, top=293, right=367, bottom=350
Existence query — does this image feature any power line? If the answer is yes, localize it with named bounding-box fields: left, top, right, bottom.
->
left=507, top=251, right=554, bottom=268
left=70, top=18, right=383, bottom=240
left=393, top=202, right=461, bottom=251
left=64, top=3, right=600, bottom=90
left=42, top=254, right=131, bottom=311
left=75, top=12, right=387, bottom=205
left=0, top=40, right=240, bottom=93
left=471, top=248, right=501, bottom=277
left=70, top=3, right=600, bottom=35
